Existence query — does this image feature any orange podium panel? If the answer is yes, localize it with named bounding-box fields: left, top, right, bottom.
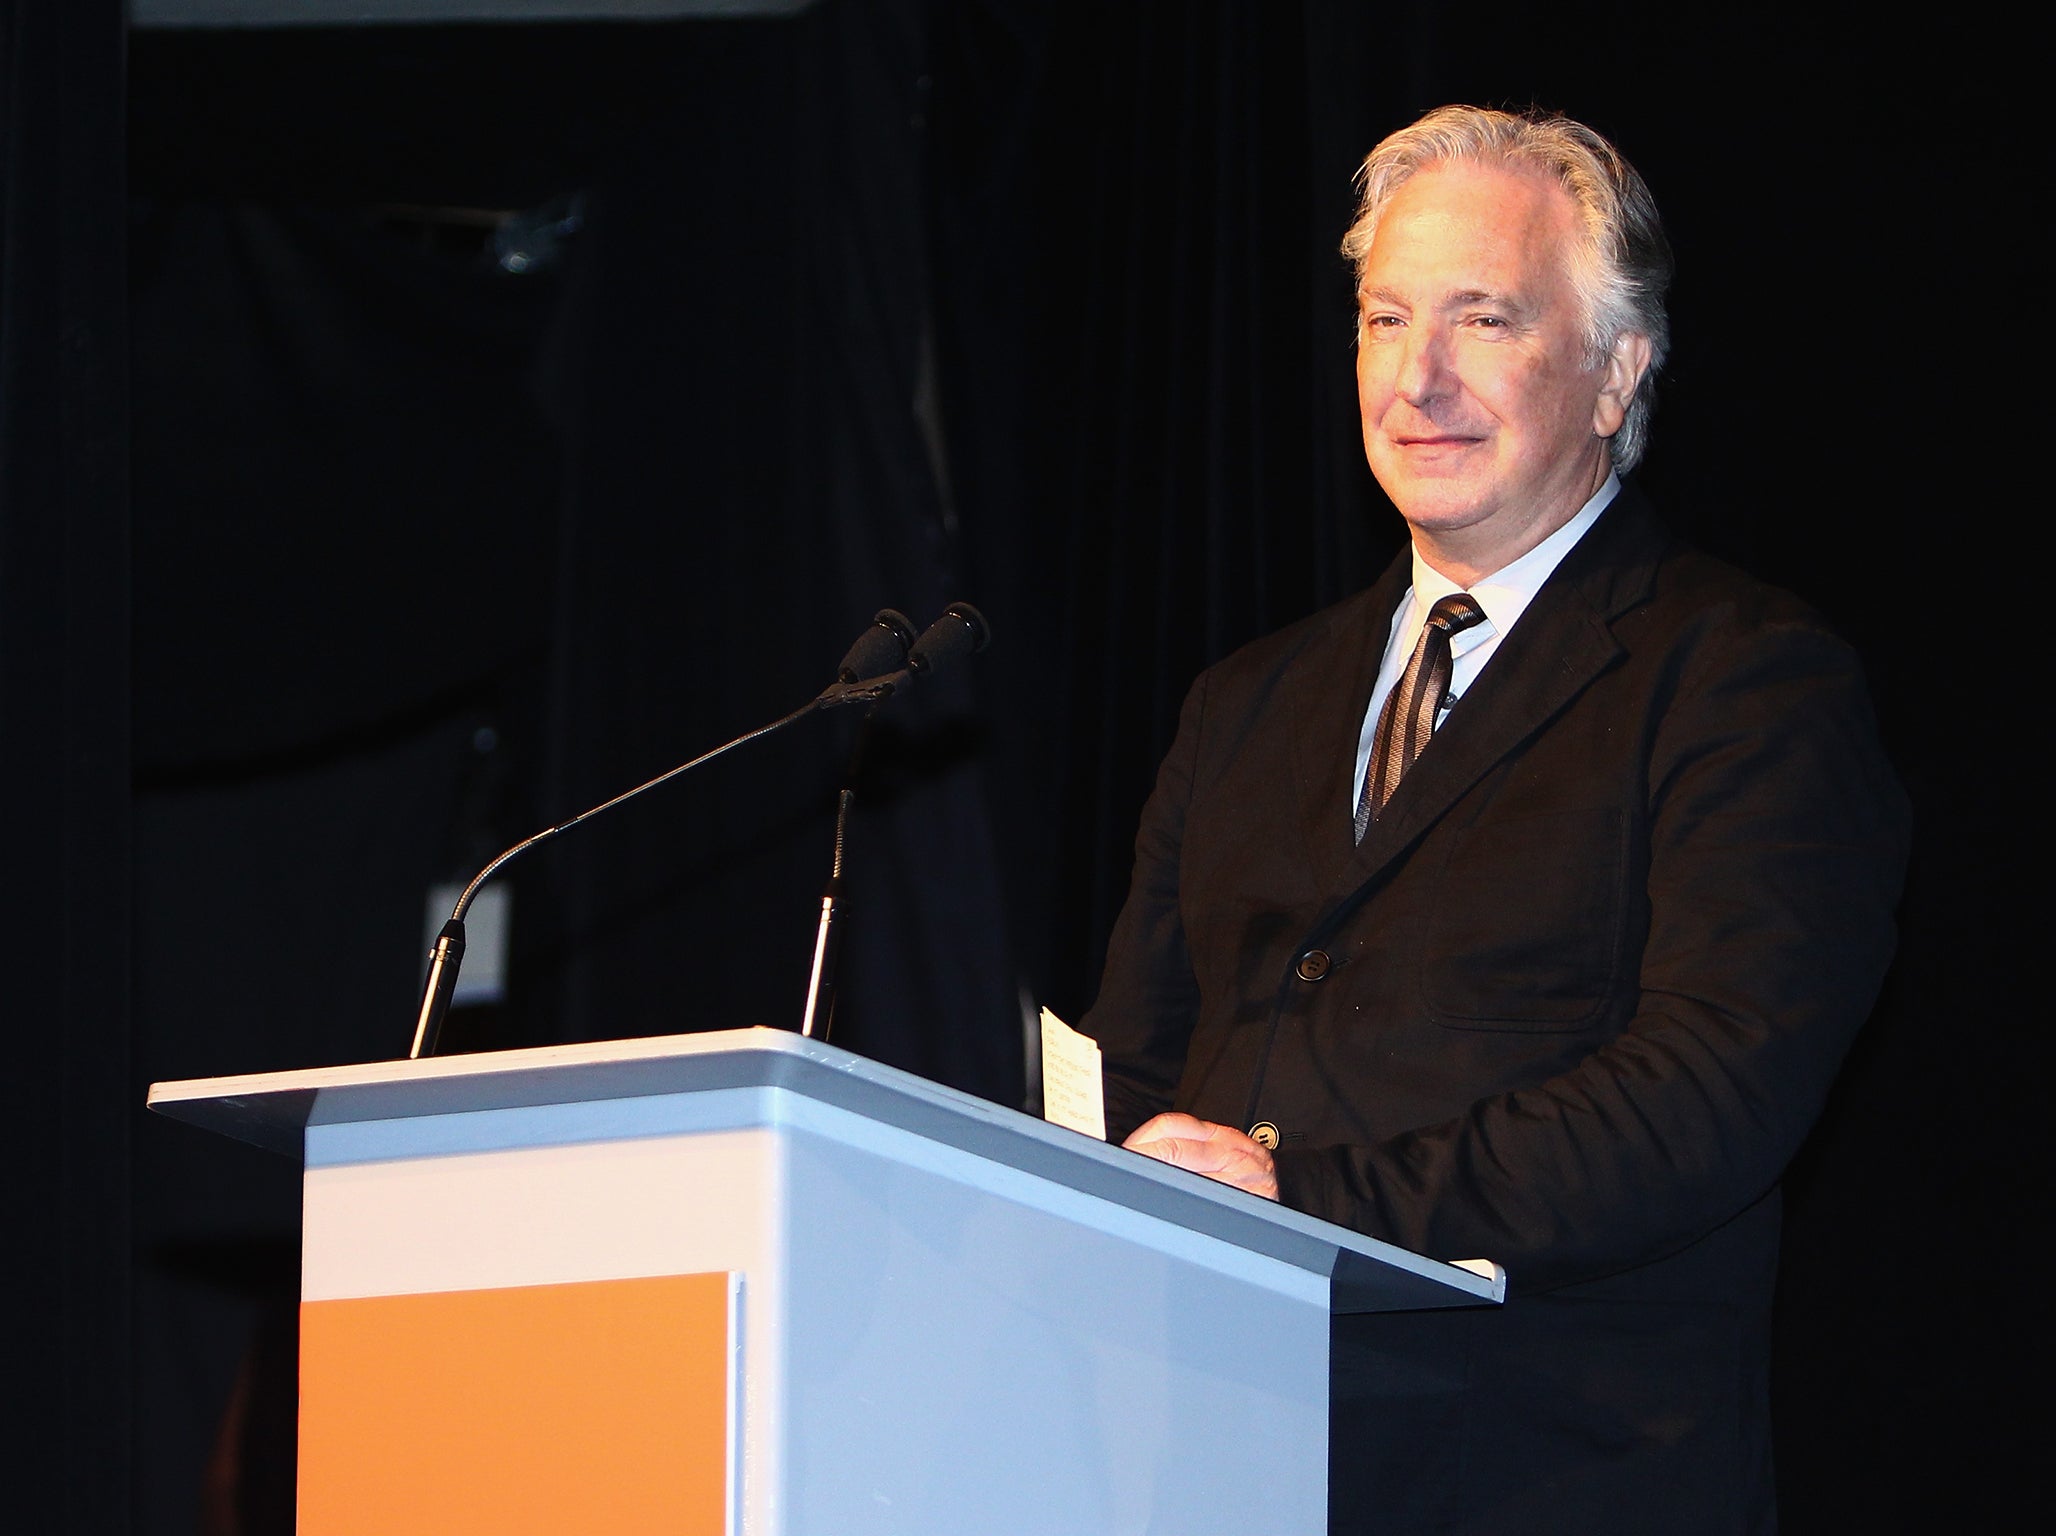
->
left=299, top=1271, right=734, bottom=1536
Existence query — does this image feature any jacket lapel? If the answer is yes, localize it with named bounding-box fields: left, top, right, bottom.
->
left=1281, top=555, right=1413, bottom=898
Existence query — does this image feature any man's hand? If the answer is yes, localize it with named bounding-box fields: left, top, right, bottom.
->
left=1122, top=1113, right=1279, bottom=1201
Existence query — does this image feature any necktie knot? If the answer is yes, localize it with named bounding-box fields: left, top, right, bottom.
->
left=1423, top=592, right=1487, bottom=639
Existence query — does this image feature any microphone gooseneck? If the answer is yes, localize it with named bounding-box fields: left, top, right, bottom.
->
left=411, top=612, right=910, bottom=1059
left=408, top=602, right=992, bottom=1061
left=408, top=692, right=824, bottom=1059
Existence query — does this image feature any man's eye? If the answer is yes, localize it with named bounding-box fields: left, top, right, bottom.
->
left=1468, top=314, right=1509, bottom=329
left=1361, top=314, right=1403, bottom=331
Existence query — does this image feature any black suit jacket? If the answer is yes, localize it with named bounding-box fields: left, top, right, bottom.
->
left=1082, top=485, right=1908, bottom=1533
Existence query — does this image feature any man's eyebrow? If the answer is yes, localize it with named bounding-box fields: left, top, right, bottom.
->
left=1358, top=285, right=1539, bottom=316
left=1445, top=287, right=1536, bottom=316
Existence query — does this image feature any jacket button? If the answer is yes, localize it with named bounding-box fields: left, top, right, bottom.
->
left=1249, top=1121, right=1280, bottom=1149
left=1295, top=949, right=1331, bottom=982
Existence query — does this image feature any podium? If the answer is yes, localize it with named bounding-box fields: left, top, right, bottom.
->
left=150, top=1027, right=1502, bottom=1535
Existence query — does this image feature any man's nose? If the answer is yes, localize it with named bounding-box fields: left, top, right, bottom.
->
left=1395, top=325, right=1451, bottom=406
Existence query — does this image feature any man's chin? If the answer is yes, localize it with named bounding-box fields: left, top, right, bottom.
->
left=1380, top=483, right=1495, bottom=534
left=1371, top=452, right=1495, bottom=513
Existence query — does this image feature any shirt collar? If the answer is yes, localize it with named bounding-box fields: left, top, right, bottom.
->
left=1406, top=471, right=1620, bottom=653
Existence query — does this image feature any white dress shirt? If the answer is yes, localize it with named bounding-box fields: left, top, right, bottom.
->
left=1351, top=473, right=1621, bottom=810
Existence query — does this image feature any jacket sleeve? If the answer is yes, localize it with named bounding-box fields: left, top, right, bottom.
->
left=1079, top=671, right=1210, bottom=1144
left=1271, top=613, right=1909, bottom=1292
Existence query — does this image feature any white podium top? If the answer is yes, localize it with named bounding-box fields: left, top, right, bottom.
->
left=149, top=1026, right=1503, bottom=1314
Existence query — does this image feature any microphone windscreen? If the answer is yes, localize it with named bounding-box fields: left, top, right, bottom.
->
left=837, top=609, right=917, bottom=683
left=907, top=602, right=993, bottom=674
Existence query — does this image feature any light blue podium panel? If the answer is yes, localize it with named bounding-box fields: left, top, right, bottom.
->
left=151, top=1027, right=1502, bottom=1536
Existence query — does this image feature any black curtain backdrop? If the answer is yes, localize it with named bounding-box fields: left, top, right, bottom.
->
left=1, top=0, right=132, bottom=1528
left=2, top=0, right=2032, bottom=1530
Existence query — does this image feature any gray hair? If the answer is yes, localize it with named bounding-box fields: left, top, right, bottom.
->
left=1340, top=105, right=1673, bottom=472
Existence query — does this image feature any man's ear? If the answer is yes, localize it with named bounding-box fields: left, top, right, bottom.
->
left=1593, top=332, right=1653, bottom=439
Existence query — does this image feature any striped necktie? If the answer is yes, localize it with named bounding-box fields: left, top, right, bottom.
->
left=1354, top=592, right=1486, bottom=843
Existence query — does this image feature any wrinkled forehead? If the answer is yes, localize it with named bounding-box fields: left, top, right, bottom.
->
left=1359, top=162, right=1585, bottom=298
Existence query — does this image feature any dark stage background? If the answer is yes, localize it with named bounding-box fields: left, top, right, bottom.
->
left=2, top=0, right=2033, bottom=1529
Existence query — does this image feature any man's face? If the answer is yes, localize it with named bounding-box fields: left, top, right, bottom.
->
left=1355, top=161, right=1639, bottom=573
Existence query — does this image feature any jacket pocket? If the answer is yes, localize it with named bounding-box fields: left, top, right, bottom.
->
left=1420, top=807, right=1627, bottom=1031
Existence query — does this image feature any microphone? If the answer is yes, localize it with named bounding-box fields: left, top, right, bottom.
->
left=407, top=607, right=939, bottom=1060
left=817, top=601, right=993, bottom=707
left=835, top=609, right=916, bottom=686
left=907, top=601, right=992, bottom=675
left=799, top=600, right=993, bottom=1041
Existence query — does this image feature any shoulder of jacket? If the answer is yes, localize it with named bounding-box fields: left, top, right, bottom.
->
left=1196, top=585, right=1392, bottom=692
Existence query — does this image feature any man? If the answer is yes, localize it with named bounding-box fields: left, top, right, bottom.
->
left=1080, top=106, right=1907, bottom=1533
